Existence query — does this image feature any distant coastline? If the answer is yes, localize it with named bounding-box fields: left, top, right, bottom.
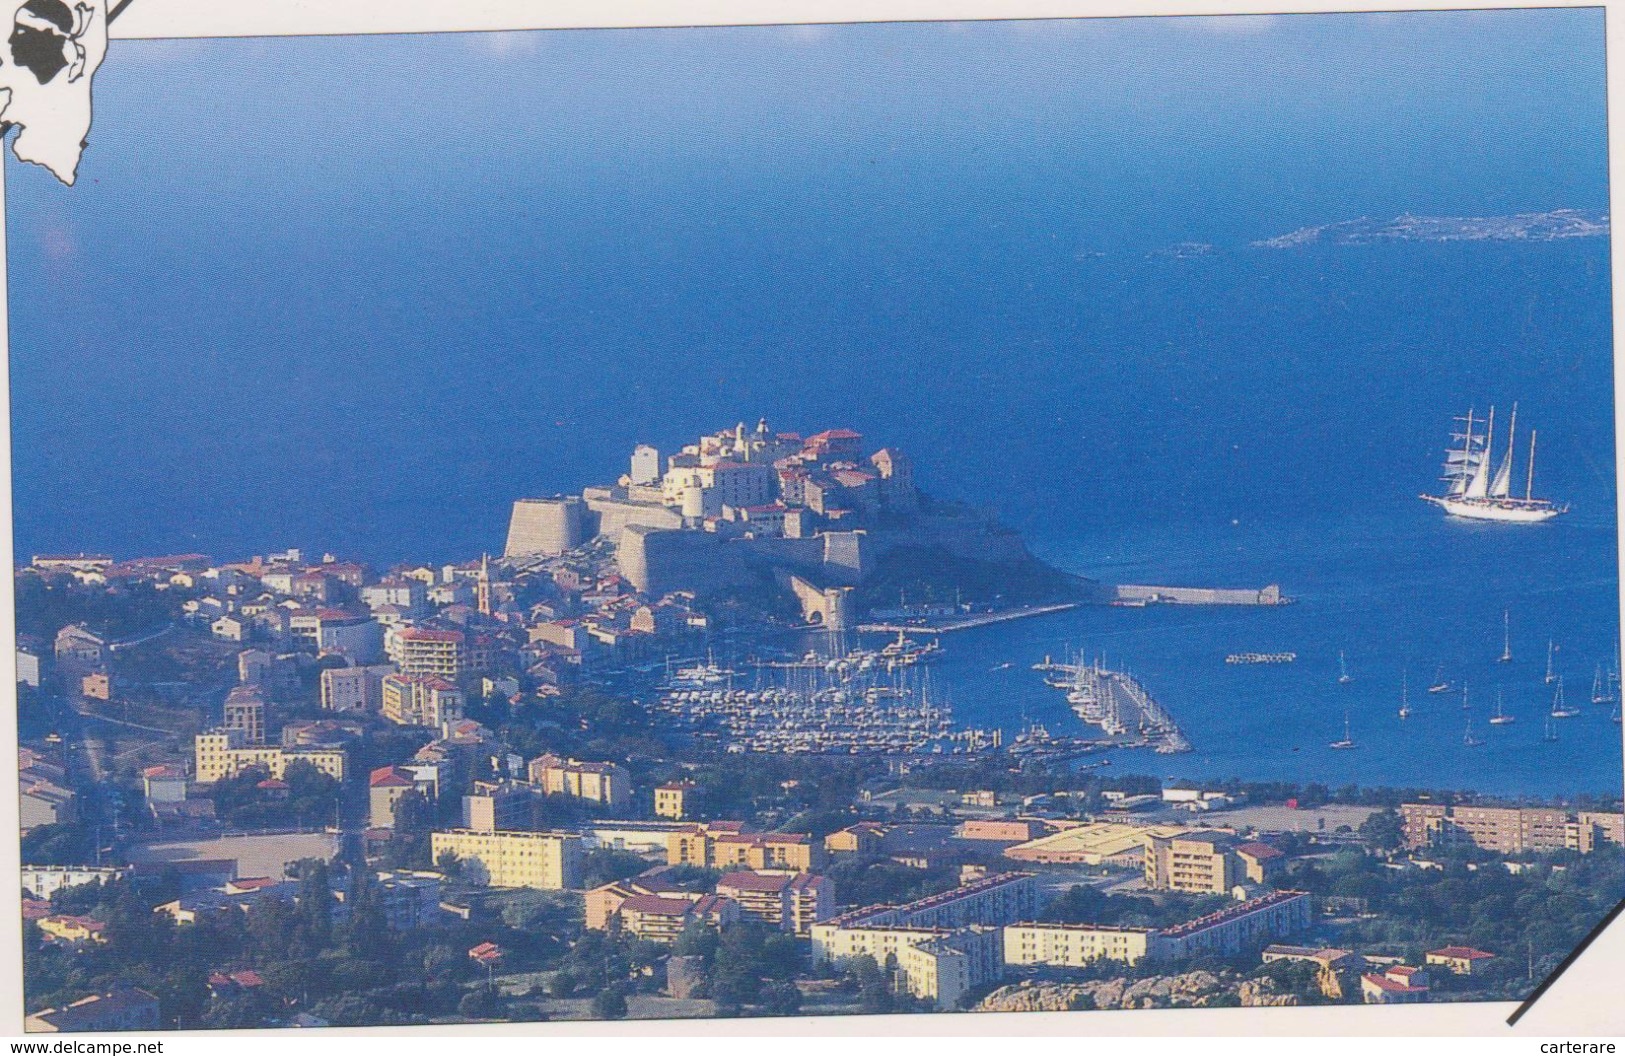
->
left=1251, top=208, right=1609, bottom=249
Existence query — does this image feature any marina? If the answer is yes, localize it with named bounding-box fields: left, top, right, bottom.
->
left=1033, top=654, right=1192, bottom=754
left=652, top=637, right=1001, bottom=755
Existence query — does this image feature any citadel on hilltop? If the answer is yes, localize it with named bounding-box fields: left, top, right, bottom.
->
left=503, top=420, right=1065, bottom=628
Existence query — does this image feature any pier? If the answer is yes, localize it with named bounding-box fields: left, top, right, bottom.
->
left=1034, top=656, right=1192, bottom=754
left=857, top=602, right=1080, bottom=635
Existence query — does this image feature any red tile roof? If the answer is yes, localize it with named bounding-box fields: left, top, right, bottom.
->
left=717, top=871, right=792, bottom=893
left=1429, top=946, right=1494, bottom=960
left=1363, top=973, right=1428, bottom=993
left=369, top=766, right=414, bottom=788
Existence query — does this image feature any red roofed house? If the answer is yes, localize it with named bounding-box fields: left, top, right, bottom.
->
left=1362, top=964, right=1431, bottom=1004
left=616, top=892, right=740, bottom=943
left=1426, top=946, right=1496, bottom=976
left=715, top=870, right=834, bottom=935
left=37, top=915, right=108, bottom=946
left=369, top=765, right=420, bottom=828
left=141, top=764, right=188, bottom=806
left=255, top=777, right=290, bottom=801
left=1234, top=842, right=1286, bottom=885
left=802, top=428, right=864, bottom=463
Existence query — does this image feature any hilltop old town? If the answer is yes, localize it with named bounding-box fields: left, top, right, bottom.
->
left=15, top=422, right=1625, bottom=1030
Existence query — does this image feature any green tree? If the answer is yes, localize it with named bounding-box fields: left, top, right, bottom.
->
left=592, top=983, right=629, bottom=1020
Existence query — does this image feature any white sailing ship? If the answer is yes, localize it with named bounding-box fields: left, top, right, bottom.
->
left=1421, top=404, right=1568, bottom=522
left=1489, top=688, right=1514, bottom=725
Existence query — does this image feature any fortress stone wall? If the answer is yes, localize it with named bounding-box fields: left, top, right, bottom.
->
left=503, top=497, right=587, bottom=558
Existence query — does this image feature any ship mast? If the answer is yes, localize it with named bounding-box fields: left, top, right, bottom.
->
left=1526, top=429, right=1538, bottom=501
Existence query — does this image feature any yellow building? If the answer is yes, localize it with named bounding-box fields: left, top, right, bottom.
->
left=825, top=822, right=887, bottom=857
left=430, top=829, right=583, bottom=890
left=1004, top=821, right=1189, bottom=866
left=668, top=824, right=824, bottom=872
left=381, top=673, right=464, bottom=728
left=386, top=626, right=464, bottom=679
left=37, top=915, right=108, bottom=946
left=528, top=754, right=630, bottom=809
left=1003, top=922, right=1157, bottom=967
left=655, top=781, right=697, bottom=820
left=1143, top=830, right=1245, bottom=893
left=194, top=730, right=346, bottom=784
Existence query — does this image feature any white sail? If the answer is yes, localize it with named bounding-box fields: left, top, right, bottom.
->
left=1490, top=402, right=1517, bottom=498
left=1464, top=406, right=1495, bottom=499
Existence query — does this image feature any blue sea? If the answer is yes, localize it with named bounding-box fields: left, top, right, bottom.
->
left=5, top=18, right=1620, bottom=795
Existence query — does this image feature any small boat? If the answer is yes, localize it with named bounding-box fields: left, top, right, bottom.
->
left=1398, top=669, right=1411, bottom=720
left=990, top=662, right=1012, bottom=672
left=1489, top=688, right=1514, bottom=725
left=1427, top=665, right=1453, bottom=694
left=1329, top=712, right=1357, bottom=750
left=1499, top=609, right=1513, bottom=663
left=1542, top=716, right=1559, bottom=742
left=1463, top=714, right=1482, bottom=747
left=1545, top=639, right=1559, bottom=685
left=1550, top=676, right=1580, bottom=719
left=1461, top=683, right=1471, bottom=711
left=1338, top=651, right=1354, bottom=685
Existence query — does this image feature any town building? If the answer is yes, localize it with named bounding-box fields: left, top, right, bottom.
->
left=1003, top=821, right=1189, bottom=867
left=1400, top=803, right=1625, bottom=855
left=1003, top=922, right=1159, bottom=967
left=381, top=673, right=464, bottom=727
left=1426, top=946, right=1496, bottom=975
left=655, top=780, right=698, bottom=820
left=1005, top=890, right=1315, bottom=970
left=825, top=822, right=887, bottom=857
left=36, top=914, right=108, bottom=946
left=80, top=671, right=113, bottom=701
left=1362, top=964, right=1431, bottom=1004
left=24, top=988, right=161, bottom=1033
left=193, top=730, right=346, bottom=784
left=668, top=824, right=824, bottom=872
left=1143, top=830, right=1247, bottom=893
left=53, top=624, right=106, bottom=669
left=617, top=892, right=741, bottom=943
left=714, top=870, right=835, bottom=935
left=1154, top=890, right=1315, bottom=959
left=429, top=829, right=583, bottom=890
left=811, top=875, right=1030, bottom=1011
left=320, top=663, right=395, bottom=713
left=222, top=685, right=267, bottom=745
left=141, top=764, right=188, bottom=806
left=386, top=626, right=464, bottom=679
left=21, top=865, right=126, bottom=900
left=527, top=754, right=630, bottom=809
left=369, top=765, right=432, bottom=828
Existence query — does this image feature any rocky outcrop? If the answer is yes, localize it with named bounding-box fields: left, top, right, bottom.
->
left=976, top=971, right=1241, bottom=1013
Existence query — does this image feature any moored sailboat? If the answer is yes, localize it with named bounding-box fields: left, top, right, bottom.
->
left=1550, top=676, right=1579, bottom=719
left=1398, top=669, right=1411, bottom=720
left=1329, top=711, right=1356, bottom=750
left=1489, top=688, right=1514, bottom=725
